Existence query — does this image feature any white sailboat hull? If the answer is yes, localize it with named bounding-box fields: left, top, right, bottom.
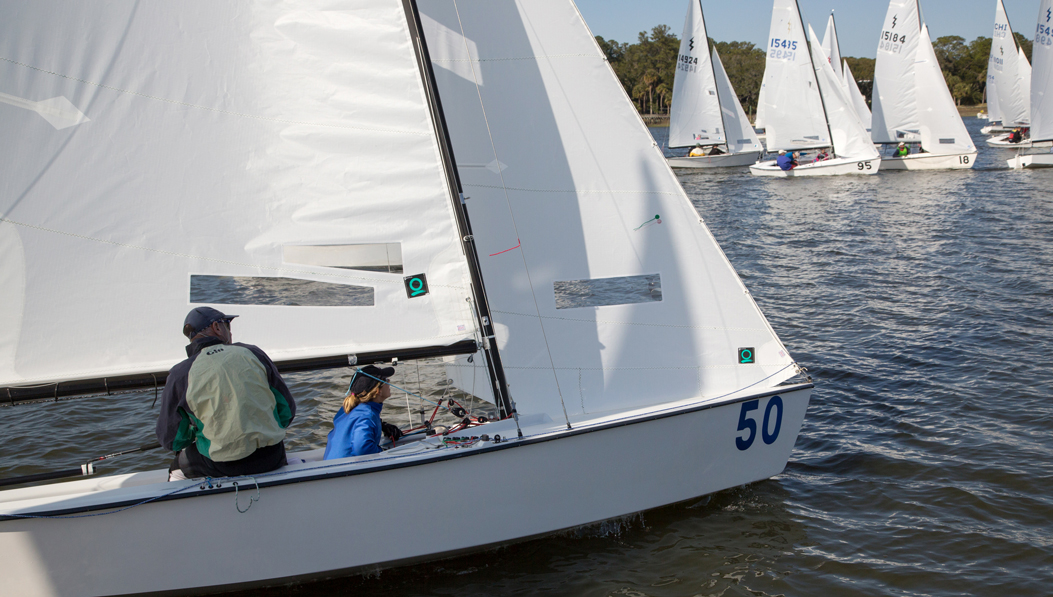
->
left=987, top=135, right=1053, bottom=148
left=1008, top=153, right=1053, bottom=168
left=981, top=123, right=1011, bottom=135
left=666, top=151, right=761, bottom=169
left=878, top=152, right=978, bottom=170
left=0, top=385, right=812, bottom=597
left=750, top=156, right=881, bottom=177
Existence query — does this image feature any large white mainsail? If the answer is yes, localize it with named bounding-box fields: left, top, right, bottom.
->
left=809, top=27, right=878, bottom=161
left=760, top=0, right=830, bottom=151
left=713, top=47, right=764, bottom=154
left=422, top=0, right=797, bottom=417
left=1032, top=0, right=1053, bottom=143
left=872, top=0, right=922, bottom=143
left=843, top=60, right=874, bottom=132
left=991, top=0, right=1031, bottom=127
left=821, top=13, right=844, bottom=79
left=0, top=2, right=479, bottom=390
left=668, top=0, right=725, bottom=148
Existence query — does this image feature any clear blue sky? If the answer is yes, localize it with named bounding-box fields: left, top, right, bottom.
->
left=575, top=0, right=1040, bottom=58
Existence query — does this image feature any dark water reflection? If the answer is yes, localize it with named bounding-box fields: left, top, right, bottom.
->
left=2, top=118, right=1052, bottom=596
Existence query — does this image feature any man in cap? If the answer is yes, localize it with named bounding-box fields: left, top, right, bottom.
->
left=157, top=307, right=296, bottom=481
left=894, top=142, right=910, bottom=157
left=688, top=142, right=706, bottom=157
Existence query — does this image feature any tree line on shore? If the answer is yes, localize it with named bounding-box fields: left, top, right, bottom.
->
left=598, top=25, right=1034, bottom=118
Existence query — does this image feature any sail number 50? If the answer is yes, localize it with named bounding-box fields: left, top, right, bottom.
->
left=735, top=396, right=783, bottom=451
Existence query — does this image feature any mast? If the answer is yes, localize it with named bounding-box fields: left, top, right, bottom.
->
left=699, top=0, right=730, bottom=150
left=797, top=0, right=836, bottom=153
left=402, top=0, right=515, bottom=419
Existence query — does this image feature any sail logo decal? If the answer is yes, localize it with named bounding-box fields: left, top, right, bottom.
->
left=1047, top=8, right=1051, bottom=22
left=688, top=37, right=695, bottom=52
left=891, top=15, right=897, bottom=29
left=738, top=347, right=755, bottom=364
left=404, top=274, right=429, bottom=298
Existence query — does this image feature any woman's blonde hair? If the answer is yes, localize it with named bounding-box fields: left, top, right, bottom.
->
left=343, top=383, right=383, bottom=414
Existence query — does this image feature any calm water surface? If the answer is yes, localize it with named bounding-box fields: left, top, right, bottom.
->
left=2, top=118, right=1051, bottom=596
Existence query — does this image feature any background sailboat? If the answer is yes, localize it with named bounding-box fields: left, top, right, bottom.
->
left=1008, top=0, right=1053, bottom=168
left=822, top=13, right=873, bottom=133
left=666, top=0, right=762, bottom=168
left=0, top=1, right=812, bottom=594
left=871, top=0, right=977, bottom=169
left=750, top=0, right=879, bottom=177
left=843, top=60, right=874, bottom=133
left=988, top=0, right=1038, bottom=145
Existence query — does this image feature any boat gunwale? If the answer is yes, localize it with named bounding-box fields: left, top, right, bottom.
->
left=0, top=381, right=814, bottom=521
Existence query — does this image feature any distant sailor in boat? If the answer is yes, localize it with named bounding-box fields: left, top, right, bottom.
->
left=323, top=366, right=403, bottom=459
left=1009, top=128, right=1023, bottom=144
left=814, top=149, right=830, bottom=162
left=688, top=143, right=706, bottom=157
left=895, top=142, right=909, bottom=157
left=157, top=307, right=296, bottom=482
left=776, top=150, right=797, bottom=171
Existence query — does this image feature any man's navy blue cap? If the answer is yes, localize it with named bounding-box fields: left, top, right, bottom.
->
left=183, top=307, right=238, bottom=339
left=348, top=365, right=395, bottom=396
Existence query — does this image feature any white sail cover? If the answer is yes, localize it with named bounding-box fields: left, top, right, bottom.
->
left=760, top=0, right=830, bottom=151
left=915, top=25, right=976, bottom=154
left=0, top=2, right=479, bottom=387
left=822, top=14, right=844, bottom=79
left=713, top=48, right=764, bottom=154
left=843, top=60, right=874, bottom=132
left=420, top=0, right=797, bottom=417
left=992, top=0, right=1031, bottom=126
left=668, top=0, right=725, bottom=148
left=809, top=27, right=879, bottom=160
left=1033, top=0, right=1053, bottom=142
left=873, top=0, right=922, bottom=143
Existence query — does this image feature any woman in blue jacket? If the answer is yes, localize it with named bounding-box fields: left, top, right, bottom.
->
left=324, top=365, right=401, bottom=459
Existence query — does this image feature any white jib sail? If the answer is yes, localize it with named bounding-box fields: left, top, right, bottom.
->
left=669, top=0, right=725, bottom=148
left=915, top=24, right=976, bottom=154
left=421, top=0, right=797, bottom=417
left=1032, top=0, right=1053, bottom=142
left=809, top=27, right=879, bottom=160
left=873, top=0, right=922, bottom=143
left=1019, top=47, right=1033, bottom=121
left=843, top=60, right=874, bottom=132
left=755, top=82, right=767, bottom=128
left=0, top=1, right=479, bottom=387
left=713, top=47, right=764, bottom=154
left=993, top=0, right=1031, bottom=126
left=760, top=0, right=830, bottom=151
left=822, top=13, right=844, bottom=80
